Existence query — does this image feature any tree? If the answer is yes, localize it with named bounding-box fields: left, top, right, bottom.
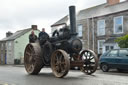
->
left=115, top=34, right=128, bottom=48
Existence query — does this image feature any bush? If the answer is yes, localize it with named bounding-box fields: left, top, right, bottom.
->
left=115, top=34, right=128, bottom=48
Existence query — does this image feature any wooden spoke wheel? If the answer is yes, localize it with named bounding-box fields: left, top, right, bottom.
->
left=51, top=50, right=70, bottom=78
left=24, top=43, right=43, bottom=75
left=80, top=49, right=98, bottom=75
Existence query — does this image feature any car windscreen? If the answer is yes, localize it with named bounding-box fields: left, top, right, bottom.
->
left=106, top=50, right=118, bottom=57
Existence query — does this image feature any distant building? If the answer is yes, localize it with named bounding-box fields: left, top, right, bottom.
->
left=51, top=15, right=69, bottom=33
left=51, top=0, right=128, bottom=56
left=0, top=25, right=40, bottom=64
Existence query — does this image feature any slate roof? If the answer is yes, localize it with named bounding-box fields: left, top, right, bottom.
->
left=1, top=28, right=32, bottom=41
left=104, top=37, right=117, bottom=43
left=51, top=1, right=128, bottom=25
left=77, top=1, right=128, bottom=20
left=51, top=15, right=68, bottom=27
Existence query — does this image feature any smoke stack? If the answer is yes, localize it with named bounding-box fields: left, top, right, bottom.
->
left=107, top=0, right=120, bottom=5
left=69, top=6, right=77, bottom=35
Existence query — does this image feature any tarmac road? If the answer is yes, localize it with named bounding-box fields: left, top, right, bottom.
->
left=0, top=65, right=128, bottom=85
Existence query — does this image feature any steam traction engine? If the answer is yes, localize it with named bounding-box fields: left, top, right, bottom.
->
left=24, top=6, right=98, bottom=78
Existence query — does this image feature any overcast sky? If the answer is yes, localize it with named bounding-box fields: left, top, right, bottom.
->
left=0, top=0, right=126, bottom=39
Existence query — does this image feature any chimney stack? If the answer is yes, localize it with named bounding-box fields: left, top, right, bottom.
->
left=31, top=25, right=37, bottom=30
left=107, top=0, right=120, bottom=5
left=6, top=31, right=13, bottom=37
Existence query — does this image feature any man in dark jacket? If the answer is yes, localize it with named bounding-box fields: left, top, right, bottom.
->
left=39, top=28, right=49, bottom=45
left=29, top=30, right=37, bottom=43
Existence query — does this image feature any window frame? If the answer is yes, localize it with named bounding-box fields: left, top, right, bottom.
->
left=106, top=50, right=118, bottom=57
left=97, top=20, right=105, bottom=36
left=98, top=40, right=105, bottom=54
left=119, top=49, right=128, bottom=57
left=114, top=16, right=123, bottom=34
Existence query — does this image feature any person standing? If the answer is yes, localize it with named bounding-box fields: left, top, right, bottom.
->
left=39, top=28, right=49, bottom=45
left=29, top=30, right=37, bottom=43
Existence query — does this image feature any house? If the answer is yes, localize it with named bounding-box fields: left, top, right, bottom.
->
left=51, top=15, right=69, bottom=33
left=51, top=0, right=128, bottom=56
left=0, top=25, right=40, bottom=64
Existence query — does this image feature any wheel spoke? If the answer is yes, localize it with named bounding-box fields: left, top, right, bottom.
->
left=51, top=50, right=70, bottom=78
left=25, top=52, right=31, bottom=56
left=89, top=56, right=94, bottom=60
left=24, top=43, right=43, bottom=74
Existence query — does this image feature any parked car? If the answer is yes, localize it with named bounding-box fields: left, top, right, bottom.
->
left=99, top=49, right=128, bottom=72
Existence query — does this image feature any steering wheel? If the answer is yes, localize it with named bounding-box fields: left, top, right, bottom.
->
left=52, top=30, right=59, bottom=37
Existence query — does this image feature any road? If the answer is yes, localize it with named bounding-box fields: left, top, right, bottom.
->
left=0, top=65, right=128, bottom=85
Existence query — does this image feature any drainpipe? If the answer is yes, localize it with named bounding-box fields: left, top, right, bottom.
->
left=92, top=17, right=95, bottom=51
left=87, top=18, right=90, bottom=49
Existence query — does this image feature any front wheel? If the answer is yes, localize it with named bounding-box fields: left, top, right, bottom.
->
left=51, top=50, right=70, bottom=78
left=100, top=63, right=109, bottom=72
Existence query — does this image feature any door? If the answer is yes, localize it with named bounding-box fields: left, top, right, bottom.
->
left=105, top=50, right=119, bottom=68
left=118, top=49, right=128, bottom=69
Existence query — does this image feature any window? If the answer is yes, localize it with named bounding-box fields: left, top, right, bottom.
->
left=105, top=46, right=114, bottom=51
left=119, top=50, right=128, bottom=57
left=1, top=54, right=3, bottom=62
left=98, top=40, right=105, bottom=54
left=114, top=16, right=123, bottom=34
left=1, top=43, right=3, bottom=50
left=77, top=25, right=83, bottom=37
left=107, top=50, right=118, bottom=57
left=105, top=46, right=109, bottom=51
left=8, top=42, right=12, bottom=50
left=97, top=20, right=105, bottom=36
left=5, top=43, right=7, bottom=50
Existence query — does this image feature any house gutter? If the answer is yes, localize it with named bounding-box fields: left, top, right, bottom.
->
left=51, top=23, right=67, bottom=27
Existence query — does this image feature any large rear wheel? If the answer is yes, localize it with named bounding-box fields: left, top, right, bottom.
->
left=51, top=50, right=70, bottom=78
left=24, top=43, right=43, bottom=75
left=80, top=49, right=98, bottom=75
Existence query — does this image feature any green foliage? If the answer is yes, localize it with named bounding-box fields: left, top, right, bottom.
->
left=115, top=34, right=128, bottom=48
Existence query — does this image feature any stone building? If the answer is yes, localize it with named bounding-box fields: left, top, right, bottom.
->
left=51, top=0, right=128, bottom=56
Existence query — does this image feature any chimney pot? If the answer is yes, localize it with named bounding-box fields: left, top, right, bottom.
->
left=107, top=0, right=120, bottom=5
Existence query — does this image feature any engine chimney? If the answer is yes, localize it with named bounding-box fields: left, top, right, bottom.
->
left=69, top=6, right=77, bottom=35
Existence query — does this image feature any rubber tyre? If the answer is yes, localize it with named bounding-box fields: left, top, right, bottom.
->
left=101, top=63, right=109, bottom=72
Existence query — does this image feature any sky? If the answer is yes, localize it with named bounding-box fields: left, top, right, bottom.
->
left=0, top=0, right=126, bottom=39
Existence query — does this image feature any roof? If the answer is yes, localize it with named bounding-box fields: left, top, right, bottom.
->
left=77, top=1, right=128, bottom=20
left=52, top=1, right=128, bottom=26
left=104, top=37, right=117, bottom=44
left=51, top=15, right=68, bottom=27
left=1, top=28, right=32, bottom=41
